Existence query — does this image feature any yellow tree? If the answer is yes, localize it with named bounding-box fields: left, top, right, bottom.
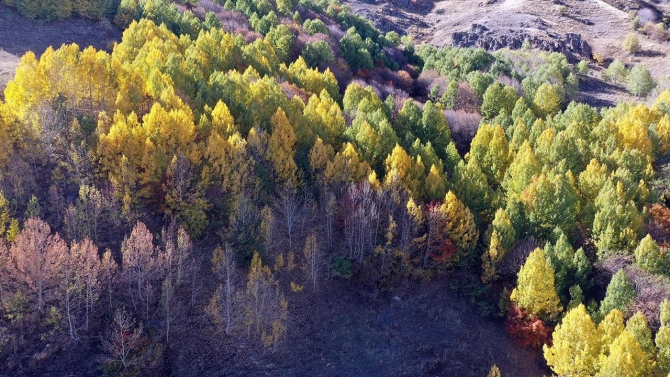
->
left=598, top=309, right=625, bottom=355
left=384, top=144, right=426, bottom=199
left=597, top=331, right=651, bottom=377
left=441, top=191, right=478, bottom=254
left=268, top=108, right=299, bottom=191
left=324, top=143, right=371, bottom=187
left=502, top=141, right=541, bottom=199
left=543, top=304, right=600, bottom=376
left=467, top=124, right=511, bottom=185
left=511, top=248, right=562, bottom=320
left=303, top=90, right=345, bottom=145
left=424, top=164, right=447, bottom=201
left=309, top=137, right=335, bottom=186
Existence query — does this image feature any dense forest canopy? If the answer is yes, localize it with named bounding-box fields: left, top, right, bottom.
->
left=1, top=0, right=670, bottom=375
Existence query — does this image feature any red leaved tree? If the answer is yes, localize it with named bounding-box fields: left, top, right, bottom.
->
left=504, top=304, right=553, bottom=349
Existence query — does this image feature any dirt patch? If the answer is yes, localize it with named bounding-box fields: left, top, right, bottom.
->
left=0, top=4, right=122, bottom=97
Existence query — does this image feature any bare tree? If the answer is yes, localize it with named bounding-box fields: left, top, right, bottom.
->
left=9, top=218, right=67, bottom=313
left=159, top=220, right=193, bottom=342
left=303, top=234, right=322, bottom=292
left=120, top=222, right=163, bottom=320
left=59, top=238, right=101, bottom=339
left=260, top=206, right=276, bottom=257
left=324, top=192, right=337, bottom=251
left=244, top=253, right=288, bottom=349
left=208, top=244, right=241, bottom=336
left=101, top=308, right=144, bottom=373
left=275, top=188, right=302, bottom=252
left=100, top=249, right=118, bottom=317
left=341, top=182, right=380, bottom=263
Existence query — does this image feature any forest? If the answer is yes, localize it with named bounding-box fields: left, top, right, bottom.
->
left=1, top=0, right=670, bottom=375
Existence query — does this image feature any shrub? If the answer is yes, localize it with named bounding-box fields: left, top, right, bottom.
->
left=642, top=22, right=668, bottom=42
left=333, top=255, right=353, bottom=278
left=504, top=304, right=553, bottom=348
left=622, top=33, right=641, bottom=55
left=556, top=5, right=567, bottom=16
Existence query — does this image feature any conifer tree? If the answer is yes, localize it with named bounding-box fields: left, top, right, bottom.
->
left=597, top=331, right=651, bottom=377
left=598, top=270, right=636, bottom=320
left=268, top=108, right=299, bottom=191
left=511, top=248, right=563, bottom=320
left=625, top=312, right=655, bottom=360
left=543, top=304, right=600, bottom=376
left=467, top=124, right=511, bottom=185
left=635, top=234, right=668, bottom=275
left=441, top=191, right=478, bottom=254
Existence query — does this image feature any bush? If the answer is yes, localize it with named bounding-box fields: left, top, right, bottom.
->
left=622, top=33, right=641, bottom=55
left=627, top=64, right=656, bottom=97
left=504, top=304, right=553, bottom=348
left=556, top=5, right=567, bottom=16
left=642, top=22, right=668, bottom=42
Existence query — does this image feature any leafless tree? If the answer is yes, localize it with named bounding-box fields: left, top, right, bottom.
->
left=59, top=238, right=101, bottom=339
left=342, top=182, right=380, bottom=263
left=275, top=188, right=302, bottom=252
left=303, top=234, right=322, bottom=292
left=101, top=308, right=144, bottom=372
left=100, top=249, right=118, bottom=317
left=9, top=218, right=67, bottom=313
left=120, top=222, right=164, bottom=320
left=208, top=244, right=241, bottom=336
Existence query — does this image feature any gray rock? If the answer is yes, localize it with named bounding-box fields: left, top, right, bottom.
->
left=450, top=23, right=592, bottom=62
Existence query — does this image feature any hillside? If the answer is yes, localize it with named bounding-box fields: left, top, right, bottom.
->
left=345, top=0, right=670, bottom=106
left=1, top=0, right=670, bottom=376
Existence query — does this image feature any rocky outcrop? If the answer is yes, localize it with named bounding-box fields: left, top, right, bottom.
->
left=451, top=24, right=592, bottom=62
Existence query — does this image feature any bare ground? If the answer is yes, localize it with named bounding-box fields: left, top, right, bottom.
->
left=171, top=274, right=548, bottom=377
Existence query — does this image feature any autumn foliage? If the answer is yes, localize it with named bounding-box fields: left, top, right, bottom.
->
left=504, top=304, right=553, bottom=349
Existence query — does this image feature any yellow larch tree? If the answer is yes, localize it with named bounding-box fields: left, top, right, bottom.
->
left=511, top=248, right=562, bottom=320
left=543, top=304, right=600, bottom=376
left=268, top=108, right=299, bottom=191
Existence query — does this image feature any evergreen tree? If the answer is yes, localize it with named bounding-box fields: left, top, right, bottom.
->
left=598, top=270, right=636, bottom=320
